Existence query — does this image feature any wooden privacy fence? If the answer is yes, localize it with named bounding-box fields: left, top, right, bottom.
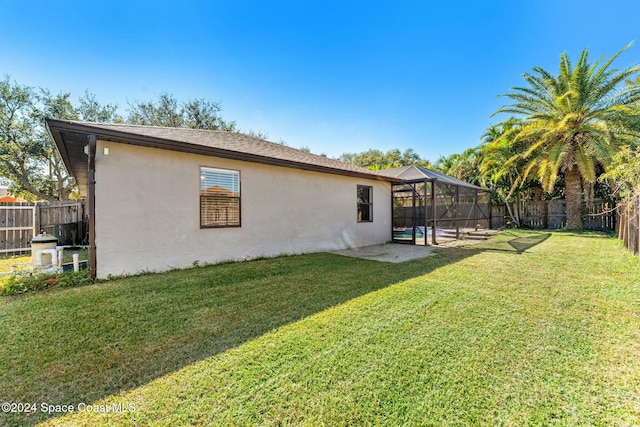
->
left=0, top=204, right=36, bottom=254
left=584, top=200, right=617, bottom=231
left=490, top=199, right=616, bottom=231
left=522, top=200, right=568, bottom=229
left=490, top=205, right=507, bottom=229
left=0, top=201, right=87, bottom=254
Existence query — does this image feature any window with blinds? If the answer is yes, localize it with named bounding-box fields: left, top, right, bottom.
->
left=200, top=167, right=241, bottom=227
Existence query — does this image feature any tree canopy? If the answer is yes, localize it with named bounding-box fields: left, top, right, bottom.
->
left=0, top=77, right=79, bottom=201
left=492, top=44, right=640, bottom=228
left=436, top=45, right=640, bottom=228
left=127, top=93, right=237, bottom=131
left=338, top=148, right=432, bottom=170
left=0, top=78, right=243, bottom=201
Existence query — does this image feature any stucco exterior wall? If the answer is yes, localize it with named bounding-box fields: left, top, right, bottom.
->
left=94, top=141, right=391, bottom=278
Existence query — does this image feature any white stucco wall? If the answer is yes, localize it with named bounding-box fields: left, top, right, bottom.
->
left=94, top=141, right=391, bottom=278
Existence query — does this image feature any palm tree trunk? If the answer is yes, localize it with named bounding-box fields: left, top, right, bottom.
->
left=505, top=202, right=517, bottom=227
left=565, top=166, right=583, bottom=229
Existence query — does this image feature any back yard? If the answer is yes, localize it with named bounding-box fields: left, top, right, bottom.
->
left=1, top=230, right=639, bottom=426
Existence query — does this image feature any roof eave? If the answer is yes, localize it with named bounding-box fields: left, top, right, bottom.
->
left=46, top=120, right=72, bottom=176
left=47, top=120, right=90, bottom=197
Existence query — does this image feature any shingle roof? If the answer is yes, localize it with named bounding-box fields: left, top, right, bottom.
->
left=46, top=119, right=397, bottom=196
left=46, top=119, right=488, bottom=197
left=376, top=165, right=487, bottom=191
left=56, top=119, right=379, bottom=172
left=136, top=122, right=377, bottom=171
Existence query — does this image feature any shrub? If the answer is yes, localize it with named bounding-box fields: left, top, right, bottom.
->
left=0, top=270, right=92, bottom=296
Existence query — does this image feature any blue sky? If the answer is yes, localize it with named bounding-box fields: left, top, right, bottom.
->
left=2, top=0, right=640, bottom=161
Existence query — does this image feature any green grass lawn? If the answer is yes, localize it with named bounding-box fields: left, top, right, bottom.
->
left=2, top=231, right=640, bottom=426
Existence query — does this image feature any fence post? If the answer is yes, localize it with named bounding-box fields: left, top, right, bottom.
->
left=34, top=203, right=41, bottom=235
left=636, top=195, right=640, bottom=265
left=629, top=198, right=638, bottom=254
left=488, top=198, right=493, bottom=230
left=31, top=205, right=37, bottom=239
left=544, top=200, right=549, bottom=229
left=627, top=201, right=631, bottom=252
left=632, top=197, right=636, bottom=254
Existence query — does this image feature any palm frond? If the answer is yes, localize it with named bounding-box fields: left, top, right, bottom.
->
left=559, top=52, right=573, bottom=85
left=491, top=43, right=640, bottom=202
left=555, top=90, right=578, bottom=111
left=590, top=41, right=634, bottom=85
left=574, top=144, right=597, bottom=182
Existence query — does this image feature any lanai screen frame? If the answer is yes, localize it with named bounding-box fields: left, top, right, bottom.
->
left=391, top=178, right=492, bottom=245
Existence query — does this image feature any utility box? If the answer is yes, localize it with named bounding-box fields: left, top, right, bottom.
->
left=31, top=233, right=59, bottom=266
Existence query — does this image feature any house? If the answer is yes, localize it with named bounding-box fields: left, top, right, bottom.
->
left=47, top=119, right=491, bottom=279
left=46, top=120, right=398, bottom=279
left=0, top=195, right=17, bottom=203
left=0, top=188, right=17, bottom=203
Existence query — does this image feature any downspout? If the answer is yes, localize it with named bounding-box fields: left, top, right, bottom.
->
left=88, top=134, right=97, bottom=279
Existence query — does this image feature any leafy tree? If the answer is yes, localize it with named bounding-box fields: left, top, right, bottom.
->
left=127, top=93, right=237, bottom=131
left=435, top=147, right=482, bottom=186
left=478, top=122, right=530, bottom=226
left=494, top=44, right=640, bottom=228
left=0, top=77, right=65, bottom=201
left=0, top=75, right=128, bottom=201
left=339, top=148, right=432, bottom=170
left=1, top=80, right=245, bottom=200
left=37, top=90, right=80, bottom=200
left=601, top=145, right=640, bottom=198
left=245, top=129, right=270, bottom=140
left=77, top=91, right=122, bottom=123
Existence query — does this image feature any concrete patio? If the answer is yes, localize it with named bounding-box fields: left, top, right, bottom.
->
left=331, top=233, right=497, bottom=263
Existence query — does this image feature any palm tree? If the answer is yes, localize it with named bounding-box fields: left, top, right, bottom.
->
left=436, top=147, right=483, bottom=186
left=494, top=44, right=640, bottom=228
left=480, top=122, right=530, bottom=226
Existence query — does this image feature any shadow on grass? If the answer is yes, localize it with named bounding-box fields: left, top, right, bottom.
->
left=506, top=233, right=552, bottom=253
left=1, top=230, right=550, bottom=426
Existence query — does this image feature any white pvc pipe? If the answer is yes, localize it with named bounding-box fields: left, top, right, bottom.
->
left=57, top=247, right=64, bottom=268
left=73, top=254, right=79, bottom=272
